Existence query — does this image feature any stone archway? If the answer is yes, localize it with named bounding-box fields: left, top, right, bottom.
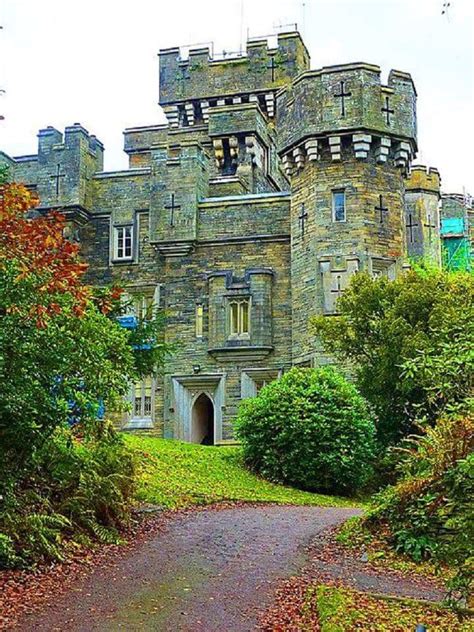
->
left=191, top=393, right=214, bottom=445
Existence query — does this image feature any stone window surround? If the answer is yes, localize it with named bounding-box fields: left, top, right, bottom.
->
left=332, top=188, right=346, bottom=223
left=240, top=367, right=283, bottom=399
left=113, top=224, right=133, bottom=260
left=132, top=376, right=154, bottom=420
left=122, top=284, right=161, bottom=318
left=227, top=296, right=251, bottom=340
left=110, top=213, right=139, bottom=264
left=121, top=375, right=156, bottom=430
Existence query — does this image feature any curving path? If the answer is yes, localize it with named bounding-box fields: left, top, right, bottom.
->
left=17, top=505, right=359, bottom=632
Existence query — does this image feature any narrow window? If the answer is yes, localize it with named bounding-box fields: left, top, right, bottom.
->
left=133, top=381, right=142, bottom=417
left=332, top=190, right=346, bottom=222
left=228, top=299, right=250, bottom=338
left=230, top=302, right=239, bottom=335
left=241, top=300, right=249, bottom=334
left=196, top=303, right=204, bottom=338
left=143, top=378, right=152, bottom=417
left=114, top=225, right=133, bottom=260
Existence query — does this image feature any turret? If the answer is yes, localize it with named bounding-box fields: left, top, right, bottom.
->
left=36, top=123, right=104, bottom=210
left=276, top=62, right=418, bottom=364
left=405, top=165, right=442, bottom=265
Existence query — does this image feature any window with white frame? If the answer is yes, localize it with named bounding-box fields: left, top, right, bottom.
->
left=332, top=190, right=346, bottom=222
left=228, top=298, right=250, bottom=339
left=134, top=294, right=155, bottom=320
left=132, top=377, right=153, bottom=420
left=113, top=225, right=133, bottom=260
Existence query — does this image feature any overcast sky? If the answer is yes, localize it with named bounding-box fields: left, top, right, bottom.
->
left=1, top=0, right=472, bottom=193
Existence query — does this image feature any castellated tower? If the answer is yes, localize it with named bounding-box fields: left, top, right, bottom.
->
left=276, top=63, right=417, bottom=365
left=405, top=165, right=442, bottom=266
left=36, top=124, right=104, bottom=211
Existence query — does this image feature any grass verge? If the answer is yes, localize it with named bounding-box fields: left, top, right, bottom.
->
left=307, top=584, right=472, bottom=631
left=124, top=434, right=358, bottom=509
left=336, top=516, right=445, bottom=580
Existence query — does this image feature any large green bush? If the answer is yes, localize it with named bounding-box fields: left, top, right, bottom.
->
left=235, top=367, right=376, bottom=495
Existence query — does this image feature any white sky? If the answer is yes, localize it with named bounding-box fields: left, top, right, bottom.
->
left=0, top=0, right=473, bottom=193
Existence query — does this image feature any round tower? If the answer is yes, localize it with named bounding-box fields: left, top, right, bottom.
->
left=276, top=62, right=417, bottom=365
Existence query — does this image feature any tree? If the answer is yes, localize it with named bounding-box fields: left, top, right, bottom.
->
left=0, top=176, right=175, bottom=566
left=0, top=180, right=137, bottom=473
left=311, top=267, right=474, bottom=446
left=367, top=414, right=474, bottom=604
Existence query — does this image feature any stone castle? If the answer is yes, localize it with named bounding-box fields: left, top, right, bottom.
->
left=2, top=31, right=472, bottom=443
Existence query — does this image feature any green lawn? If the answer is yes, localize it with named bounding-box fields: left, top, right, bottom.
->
left=124, top=434, right=358, bottom=509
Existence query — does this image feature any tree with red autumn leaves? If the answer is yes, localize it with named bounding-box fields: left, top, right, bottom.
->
left=0, top=169, right=174, bottom=570
left=0, top=170, right=135, bottom=473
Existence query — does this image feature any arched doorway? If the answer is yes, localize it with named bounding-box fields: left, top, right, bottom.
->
left=191, top=393, right=214, bottom=445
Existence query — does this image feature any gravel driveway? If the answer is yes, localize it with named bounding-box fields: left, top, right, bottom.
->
left=17, top=505, right=359, bottom=632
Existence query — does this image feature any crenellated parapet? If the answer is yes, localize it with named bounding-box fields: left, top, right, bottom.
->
left=159, top=31, right=310, bottom=128
left=405, top=165, right=441, bottom=194
left=277, top=63, right=417, bottom=175
left=280, top=133, right=414, bottom=177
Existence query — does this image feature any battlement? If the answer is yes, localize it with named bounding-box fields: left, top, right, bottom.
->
left=38, top=123, right=104, bottom=157
left=406, top=165, right=441, bottom=194
left=158, top=31, right=310, bottom=107
left=276, top=62, right=416, bottom=163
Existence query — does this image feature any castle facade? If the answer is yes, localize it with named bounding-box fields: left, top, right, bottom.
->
left=3, top=31, right=466, bottom=443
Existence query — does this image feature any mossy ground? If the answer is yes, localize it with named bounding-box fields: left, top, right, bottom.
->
left=124, top=434, right=358, bottom=509
left=307, top=584, right=472, bottom=631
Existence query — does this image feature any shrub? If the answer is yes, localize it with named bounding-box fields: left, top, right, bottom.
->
left=367, top=414, right=474, bottom=603
left=234, top=367, right=376, bottom=495
left=0, top=177, right=172, bottom=568
left=0, top=428, right=137, bottom=568
left=0, top=534, right=20, bottom=569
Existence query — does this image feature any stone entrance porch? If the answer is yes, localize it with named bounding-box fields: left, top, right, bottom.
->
left=170, top=373, right=225, bottom=443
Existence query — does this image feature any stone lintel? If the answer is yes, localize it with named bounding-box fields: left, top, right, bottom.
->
left=208, top=346, right=274, bottom=362
left=154, top=240, right=196, bottom=257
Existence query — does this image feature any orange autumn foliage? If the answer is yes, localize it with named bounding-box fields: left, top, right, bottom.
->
left=0, top=181, right=120, bottom=326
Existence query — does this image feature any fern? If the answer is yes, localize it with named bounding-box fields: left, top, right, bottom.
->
left=21, top=513, right=71, bottom=562
left=0, top=428, right=136, bottom=567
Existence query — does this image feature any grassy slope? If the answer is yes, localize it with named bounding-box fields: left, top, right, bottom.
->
left=124, top=435, right=357, bottom=509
